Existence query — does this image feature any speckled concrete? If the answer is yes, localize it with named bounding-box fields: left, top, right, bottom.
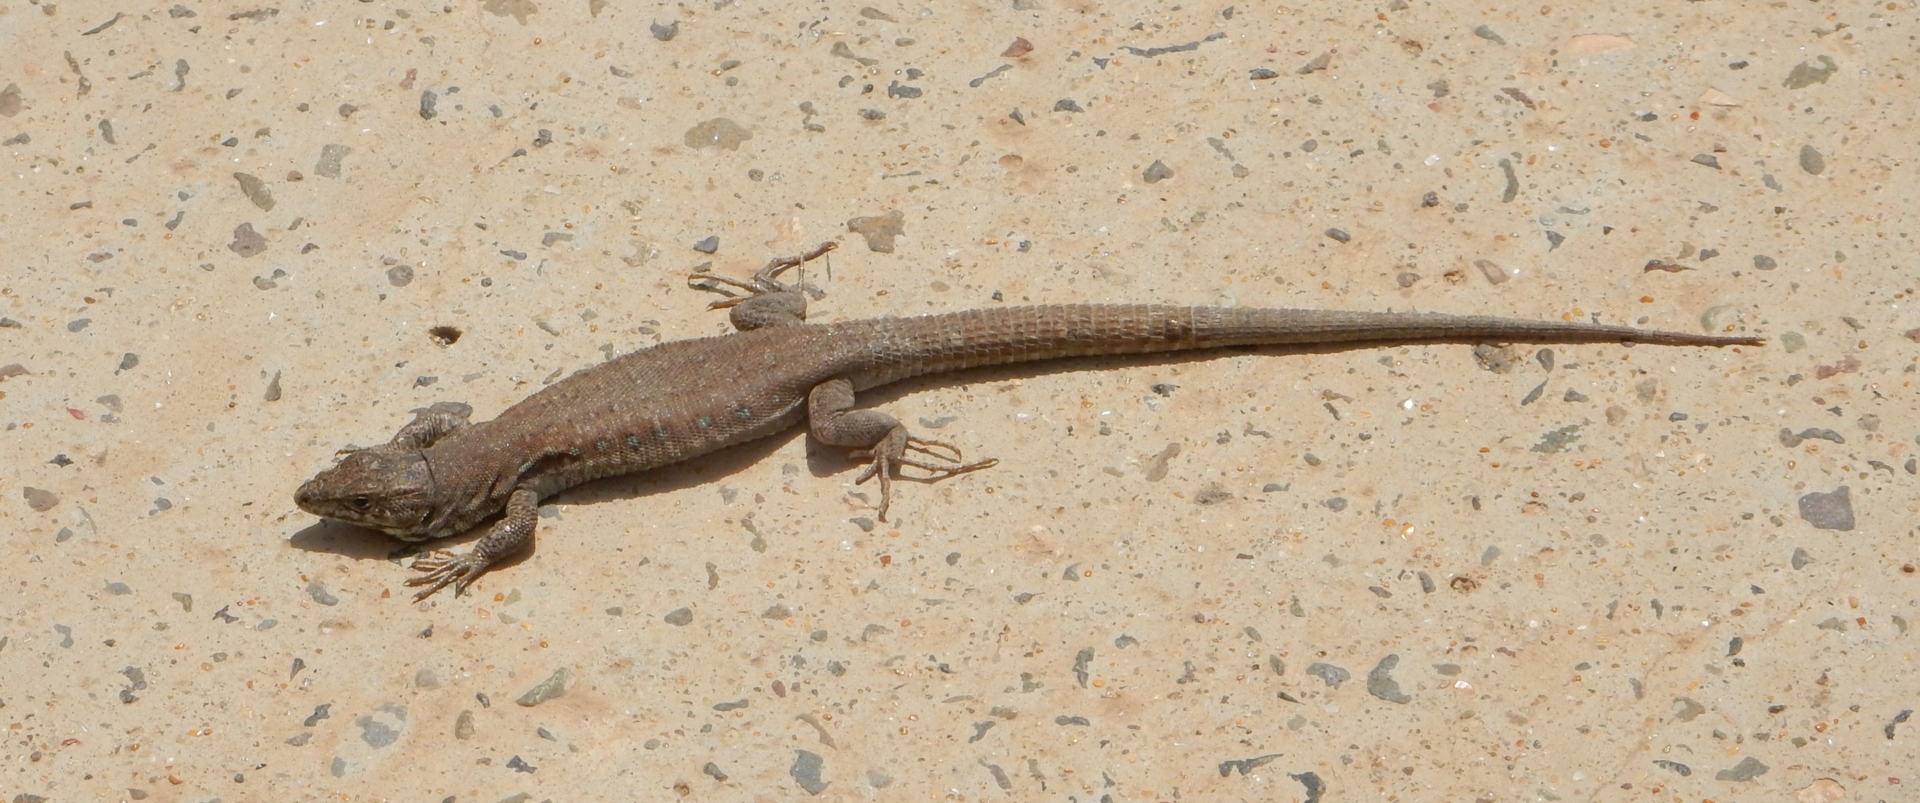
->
left=2, top=1, right=1913, bottom=800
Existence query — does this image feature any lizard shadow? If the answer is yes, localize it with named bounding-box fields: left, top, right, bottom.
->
left=286, top=517, right=453, bottom=568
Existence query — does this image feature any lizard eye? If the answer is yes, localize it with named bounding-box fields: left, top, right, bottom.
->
left=349, top=495, right=372, bottom=511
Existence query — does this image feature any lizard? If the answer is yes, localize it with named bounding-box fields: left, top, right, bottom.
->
left=294, top=241, right=1763, bottom=601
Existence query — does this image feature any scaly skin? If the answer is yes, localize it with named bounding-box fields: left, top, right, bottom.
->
left=294, top=242, right=1762, bottom=601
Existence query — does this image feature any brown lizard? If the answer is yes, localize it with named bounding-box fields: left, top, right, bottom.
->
left=294, top=241, right=1762, bottom=600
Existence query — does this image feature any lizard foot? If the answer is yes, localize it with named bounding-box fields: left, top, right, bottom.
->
left=406, top=550, right=491, bottom=601
left=689, top=241, right=836, bottom=309
left=851, top=436, right=998, bottom=521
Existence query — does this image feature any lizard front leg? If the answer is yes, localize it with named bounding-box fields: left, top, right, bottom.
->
left=382, top=402, right=473, bottom=450
left=405, top=485, right=538, bottom=601
left=807, top=377, right=997, bottom=521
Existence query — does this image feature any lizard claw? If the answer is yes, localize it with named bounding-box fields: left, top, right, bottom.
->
left=851, top=436, right=998, bottom=521
left=688, top=241, right=836, bottom=300
left=406, top=549, right=489, bottom=601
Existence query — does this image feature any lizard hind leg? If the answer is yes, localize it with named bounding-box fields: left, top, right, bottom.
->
left=687, top=241, right=836, bottom=331
left=808, top=377, right=998, bottom=521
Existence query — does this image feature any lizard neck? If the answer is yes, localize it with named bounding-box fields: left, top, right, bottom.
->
left=419, top=427, right=524, bottom=539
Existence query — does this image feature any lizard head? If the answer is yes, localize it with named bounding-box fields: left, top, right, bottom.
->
left=295, top=448, right=438, bottom=540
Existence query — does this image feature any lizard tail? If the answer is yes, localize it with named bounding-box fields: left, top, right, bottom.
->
left=850, top=304, right=1760, bottom=387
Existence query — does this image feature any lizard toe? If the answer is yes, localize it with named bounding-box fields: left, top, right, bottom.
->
left=407, top=551, right=489, bottom=601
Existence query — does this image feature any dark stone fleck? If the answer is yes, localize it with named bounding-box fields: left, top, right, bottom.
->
left=1714, top=756, right=1768, bottom=781
left=1305, top=662, right=1349, bottom=687
left=23, top=487, right=58, bottom=511
left=229, top=222, right=268, bottom=257
left=1799, top=144, right=1825, bottom=175
left=1782, top=55, right=1837, bottom=89
left=305, top=583, right=340, bottom=606
left=232, top=172, right=274, bottom=211
left=1194, top=486, right=1233, bottom=505
left=790, top=750, right=829, bottom=794
left=516, top=668, right=569, bottom=706
left=848, top=210, right=905, bottom=253
left=1797, top=486, right=1853, bottom=531
left=1792, top=547, right=1813, bottom=569
left=1218, top=753, right=1282, bottom=777
left=1366, top=654, right=1412, bottom=703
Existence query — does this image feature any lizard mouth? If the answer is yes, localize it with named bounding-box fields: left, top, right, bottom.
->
left=292, top=479, right=337, bottom=517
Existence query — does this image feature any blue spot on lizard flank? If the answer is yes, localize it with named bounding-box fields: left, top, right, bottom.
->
left=626, top=435, right=641, bottom=448
left=697, top=416, right=713, bottom=428
left=733, top=405, right=752, bottom=419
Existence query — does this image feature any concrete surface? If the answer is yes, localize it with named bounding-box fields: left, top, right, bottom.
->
left=1, top=1, right=1913, bottom=800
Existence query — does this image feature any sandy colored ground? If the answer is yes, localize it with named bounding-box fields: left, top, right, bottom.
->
left=2, top=1, right=1913, bottom=800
